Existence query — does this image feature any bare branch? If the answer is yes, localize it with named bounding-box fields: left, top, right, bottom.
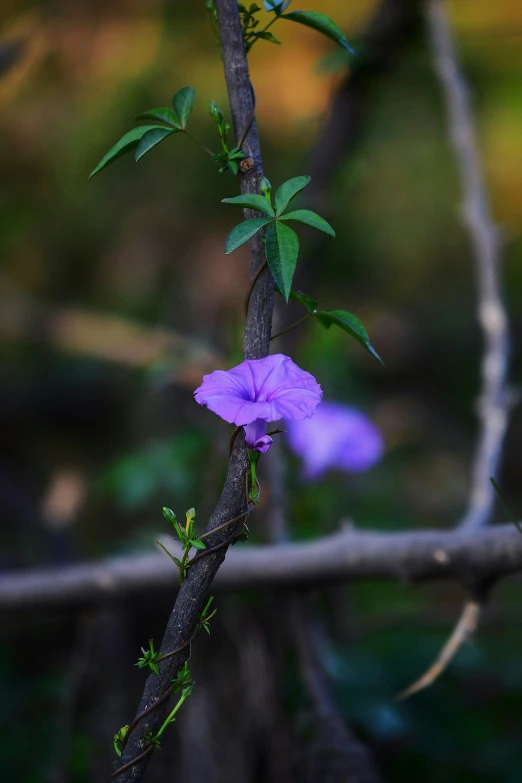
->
left=427, top=0, right=511, bottom=533
left=0, top=284, right=218, bottom=381
left=2, top=524, right=522, bottom=612
left=307, top=0, right=423, bottom=207
left=398, top=0, right=512, bottom=698
left=292, top=598, right=382, bottom=783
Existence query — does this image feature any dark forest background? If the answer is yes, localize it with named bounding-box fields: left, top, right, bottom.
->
left=1, top=0, right=522, bottom=781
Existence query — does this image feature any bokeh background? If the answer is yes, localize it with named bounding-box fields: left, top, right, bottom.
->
left=1, top=0, right=522, bottom=781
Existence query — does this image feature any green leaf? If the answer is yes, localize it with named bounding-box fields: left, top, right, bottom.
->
left=255, top=31, right=281, bottom=44
left=172, top=87, right=196, bottom=129
left=290, top=288, right=318, bottom=311
left=225, top=217, right=273, bottom=253
left=281, top=11, right=354, bottom=52
left=314, top=309, right=383, bottom=364
left=229, top=147, right=246, bottom=160
left=265, top=222, right=299, bottom=301
left=280, top=209, right=335, bottom=237
left=135, top=107, right=181, bottom=128
left=190, top=539, right=207, bottom=550
left=222, top=194, right=275, bottom=217
left=274, top=284, right=318, bottom=311
left=135, top=127, right=176, bottom=161
left=89, top=125, right=169, bottom=178
left=274, top=175, right=311, bottom=215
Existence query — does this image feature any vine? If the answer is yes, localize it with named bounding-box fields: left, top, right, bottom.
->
left=88, top=1, right=380, bottom=780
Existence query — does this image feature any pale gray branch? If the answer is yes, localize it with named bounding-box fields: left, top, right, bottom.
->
left=427, top=0, right=511, bottom=532
left=1, top=524, right=521, bottom=612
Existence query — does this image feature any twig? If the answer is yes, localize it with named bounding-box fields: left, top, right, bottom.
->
left=396, top=599, right=481, bottom=700
left=270, top=313, right=311, bottom=342
left=398, top=0, right=511, bottom=698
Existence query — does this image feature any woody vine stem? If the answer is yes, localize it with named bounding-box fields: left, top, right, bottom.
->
left=90, top=1, right=366, bottom=780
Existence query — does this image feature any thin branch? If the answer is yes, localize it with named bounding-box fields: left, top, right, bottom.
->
left=395, top=599, right=481, bottom=700
left=398, top=0, right=512, bottom=698
left=270, top=313, right=311, bottom=342
left=111, top=2, right=273, bottom=779
left=2, top=523, right=522, bottom=611
left=426, top=0, right=511, bottom=533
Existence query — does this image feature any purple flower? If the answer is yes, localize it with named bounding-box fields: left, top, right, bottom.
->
left=194, top=354, right=322, bottom=453
left=286, top=402, right=384, bottom=480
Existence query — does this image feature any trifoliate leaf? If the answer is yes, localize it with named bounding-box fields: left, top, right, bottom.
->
left=222, top=194, right=275, bottom=217
left=172, top=87, right=196, bottom=129
left=274, top=175, right=311, bottom=215
left=280, top=209, right=335, bottom=236
left=135, top=127, right=176, bottom=161
left=89, top=125, right=169, bottom=178
left=225, top=217, right=273, bottom=253
left=135, top=107, right=181, bottom=128
left=274, top=285, right=318, bottom=312
left=265, top=222, right=299, bottom=301
left=281, top=11, right=354, bottom=52
left=314, top=309, right=383, bottom=364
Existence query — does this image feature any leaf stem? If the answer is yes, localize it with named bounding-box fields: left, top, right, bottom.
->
left=155, top=690, right=191, bottom=740
left=183, top=129, right=216, bottom=157
left=270, top=312, right=311, bottom=341
left=245, top=14, right=278, bottom=51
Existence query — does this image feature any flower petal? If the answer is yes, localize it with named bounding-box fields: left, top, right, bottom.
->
left=194, top=354, right=322, bottom=426
left=286, top=402, right=384, bottom=481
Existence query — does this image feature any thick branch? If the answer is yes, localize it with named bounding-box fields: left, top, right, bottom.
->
left=307, top=0, right=423, bottom=205
left=427, top=0, right=510, bottom=532
left=112, top=2, right=273, bottom=780
left=292, top=598, right=382, bottom=783
left=2, top=524, right=522, bottom=612
left=0, top=287, right=218, bottom=378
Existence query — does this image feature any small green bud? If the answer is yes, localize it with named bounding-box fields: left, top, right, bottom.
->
left=209, top=100, right=224, bottom=123
left=114, top=725, right=129, bottom=757
left=163, top=507, right=176, bottom=526
left=260, top=176, right=271, bottom=199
